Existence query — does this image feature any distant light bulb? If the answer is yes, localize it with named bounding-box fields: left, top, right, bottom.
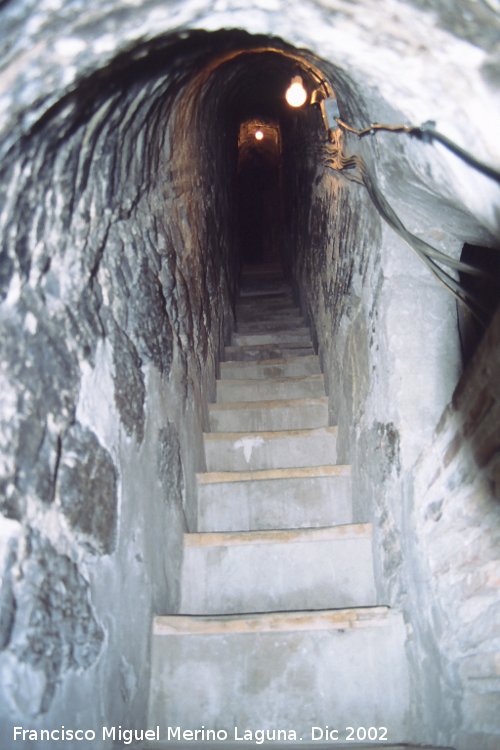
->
left=285, top=76, right=307, bottom=107
left=255, top=130, right=264, bottom=141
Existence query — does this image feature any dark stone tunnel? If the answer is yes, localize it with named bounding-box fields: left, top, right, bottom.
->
left=0, top=4, right=499, bottom=749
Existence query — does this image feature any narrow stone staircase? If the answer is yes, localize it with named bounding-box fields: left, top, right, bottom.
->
left=147, top=264, right=415, bottom=747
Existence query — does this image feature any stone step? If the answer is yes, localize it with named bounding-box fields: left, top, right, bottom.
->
left=239, top=285, right=291, bottom=298
left=239, top=278, right=288, bottom=293
left=220, top=354, right=321, bottom=379
left=224, top=343, right=314, bottom=361
left=148, top=606, right=410, bottom=740
left=236, top=292, right=295, bottom=309
left=180, top=523, right=376, bottom=614
left=235, top=315, right=305, bottom=333
left=240, top=263, right=284, bottom=279
left=208, top=397, right=328, bottom=432
left=231, top=329, right=311, bottom=347
left=240, top=263, right=286, bottom=283
left=203, top=426, right=338, bottom=471
left=197, top=465, right=351, bottom=532
left=216, top=374, right=325, bottom=403
left=236, top=303, right=302, bottom=319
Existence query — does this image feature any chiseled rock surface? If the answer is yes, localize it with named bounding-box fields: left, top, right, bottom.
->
left=1, top=529, right=104, bottom=716
left=0, top=1, right=237, bottom=736
left=56, top=422, right=118, bottom=555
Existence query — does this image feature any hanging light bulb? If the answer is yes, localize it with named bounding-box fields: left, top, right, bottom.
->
left=285, top=75, right=307, bottom=107
left=255, top=129, right=264, bottom=141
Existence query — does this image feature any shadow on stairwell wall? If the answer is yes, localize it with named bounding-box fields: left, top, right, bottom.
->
left=457, top=240, right=500, bottom=367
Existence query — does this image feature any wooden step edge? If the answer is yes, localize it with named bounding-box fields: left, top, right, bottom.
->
left=239, top=275, right=285, bottom=283
left=232, top=327, right=311, bottom=338
left=238, top=291, right=293, bottom=300
left=216, top=374, right=324, bottom=387
left=224, top=343, right=313, bottom=352
left=231, top=337, right=312, bottom=347
left=234, top=314, right=303, bottom=324
left=234, top=324, right=306, bottom=334
left=236, top=291, right=293, bottom=300
left=235, top=305, right=300, bottom=315
left=153, top=605, right=394, bottom=636
left=208, top=396, right=328, bottom=412
left=235, top=306, right=298, bottom=315
left=185, top=522, right=372, bottom=548
left=239, top=276, right=285, bottom=284
left=196, top=464, right=350, bottom=485
left=240, top=263, right=284, bottom=273
left=203, top=426, right=338, bottom=442
left=220, top=354, right=320, bottom=368
left=235, top=314, right=305, bottom=324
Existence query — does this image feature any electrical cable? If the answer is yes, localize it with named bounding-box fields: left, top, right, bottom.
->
left=320, top=130, right=495, bottom=324
left=335, top=118, right=500, bottom=185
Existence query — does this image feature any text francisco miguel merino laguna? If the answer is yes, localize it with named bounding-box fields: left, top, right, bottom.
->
left=13, top=725, right=384, bottom=744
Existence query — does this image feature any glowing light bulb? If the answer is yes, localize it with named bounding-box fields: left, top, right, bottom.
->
left=285, top=76, right=307, bottom=107
left=255, top=130, right=264, bottom=141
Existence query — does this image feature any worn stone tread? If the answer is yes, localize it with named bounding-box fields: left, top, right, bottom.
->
left=203, top=426, right=337, bottom=441
left=215, top=373, right=326, bottom=402
left=224, top=345, right=315, bottom=361
left=217, top=373, right=324, bottom=387
left=209, top=396, right=328, bottom=412
left=202, top=426, right=339, bottom=473
left=235, top=308, right=303, bottom=321
left=220, top=354, right=320, bottom=376
left=238, top=287, right=292, bottom=299
left=235, top=316, right=305, bottom=332
left=231, top=335, right=311, bottom=348
left=231, top=328, right=311, bottom=345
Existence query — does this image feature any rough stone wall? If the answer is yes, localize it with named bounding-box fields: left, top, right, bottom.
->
left=0, top=30, right=236, bottom=744
left=287, top=55, right=499, bottom=750
left=408, top=306, right=500, bottom=750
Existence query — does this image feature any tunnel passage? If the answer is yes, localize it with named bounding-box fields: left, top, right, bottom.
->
left=0, top=27, right=360, bottom=726
left=166, top=39, right=346, bottom=278
left=1, top=20, right=499, bottom=750
left=237, top=119, right=283, bottom=264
